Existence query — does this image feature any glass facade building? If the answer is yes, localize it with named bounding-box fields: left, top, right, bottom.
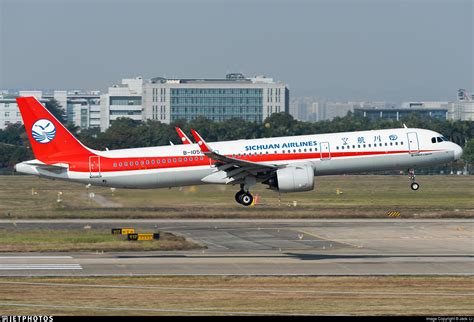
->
left=143, top=74, right=289, bottom=124
left=170, top=88, right=263, bottom=122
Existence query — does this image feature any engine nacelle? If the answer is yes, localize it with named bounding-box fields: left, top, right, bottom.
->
left=267, top=165, right=315, bottom=193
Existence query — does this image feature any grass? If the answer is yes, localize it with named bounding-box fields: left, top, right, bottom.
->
left=0, top=276, right=472, bottom=315
left=0, top=174, right=473, bottom=219
left=0, top=229, right=202, bottom=252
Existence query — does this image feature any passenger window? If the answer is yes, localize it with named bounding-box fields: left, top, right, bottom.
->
left=119, top=162, right=122, bottom=167
left=390, top=142, right=393, bottom=146
left=395, top=142, right=398, bottom=145
left=113, top=163, right=117, bottom=167
left=401, top=142, right=404, bottom=145
left=200, top=156, right=204, bottom=160
left=358, top=145, right=361, bottom=148
left=336, top=146, right=339, bottom=150
left=140, top=161, right=144, bottom=165
left=151, top=160, right=155, bottom=164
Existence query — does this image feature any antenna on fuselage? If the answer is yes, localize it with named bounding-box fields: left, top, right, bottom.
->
left=169, top=141, right=175, bottom=146
left=403, top=124, right=407, bottom=128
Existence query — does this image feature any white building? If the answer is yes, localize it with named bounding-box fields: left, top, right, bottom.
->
left=0, top=97, right=22, bottom=129
left=41, top=91, right=101, bottom=129
left=100, top=77, right=143, bottom=131
left=142, top=74, right=289, bottom=124
left=448, top=101, right=474, bottom=121
left=289, top=97, right=318, bottom=121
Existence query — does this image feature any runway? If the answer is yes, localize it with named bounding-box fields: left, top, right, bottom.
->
left=0, top=219, right=472, bottom=276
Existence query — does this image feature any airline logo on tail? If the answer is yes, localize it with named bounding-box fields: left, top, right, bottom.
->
left=32, top=119, right=56, bottom=144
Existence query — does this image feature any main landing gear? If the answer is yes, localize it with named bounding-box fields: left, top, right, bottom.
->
left=408, top=169, right=420, bottom=191
left=235, top=185, right=254, bottom=206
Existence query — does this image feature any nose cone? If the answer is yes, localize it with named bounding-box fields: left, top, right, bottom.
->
left=453, top=144, right=463, bottom=161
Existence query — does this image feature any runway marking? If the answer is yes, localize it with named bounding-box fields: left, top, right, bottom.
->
left=0, top=281, right=471, bottom=297
left=0, top=256, right=73, bottom=259
left=0, top=302, right=308, bottom=316
left=199, top=239, right=230, bottom=250
left=295, top=229, right=363, bottom=248
left=0, top=264, right=82, bottom=270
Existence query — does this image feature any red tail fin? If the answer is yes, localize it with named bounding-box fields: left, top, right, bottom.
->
left=16, top=97, right=93, bottom=164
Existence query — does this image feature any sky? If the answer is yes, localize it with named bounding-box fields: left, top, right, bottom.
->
left=0, top=0, right=472, bottom=102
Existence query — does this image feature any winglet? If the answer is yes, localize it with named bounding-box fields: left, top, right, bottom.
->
left=175, top=127, right=193, bottom=144
left=190, top=129, right=212, bottom=153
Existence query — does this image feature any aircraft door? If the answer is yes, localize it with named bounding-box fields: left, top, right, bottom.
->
left=407, top=132, right=419, bottom=154
left=89, top=156, right=101, bottom=178
left=320, top=142, right=331, bottom=160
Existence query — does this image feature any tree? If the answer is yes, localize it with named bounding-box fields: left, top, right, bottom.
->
left=45, top=99, right=67, bottom=125
left=462, top=139, right=474, bottom=172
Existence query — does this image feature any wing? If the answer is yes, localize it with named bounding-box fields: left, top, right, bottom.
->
left=175, top=127, right=193, bottom=144
left=190, top=129, right=282, bottom=184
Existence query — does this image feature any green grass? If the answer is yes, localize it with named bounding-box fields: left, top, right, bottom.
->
left=0, top=229, right=202, bottom=252
left=0, top=175, right=472, bottom=218
left=0, top=276, right=472, bottom=315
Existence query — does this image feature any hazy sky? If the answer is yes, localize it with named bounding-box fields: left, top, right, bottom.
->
left=0, top=0, right=472, bottom=102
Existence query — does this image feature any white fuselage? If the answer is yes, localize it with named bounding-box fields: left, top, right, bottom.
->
left=16, top=127, right=462, bottom=190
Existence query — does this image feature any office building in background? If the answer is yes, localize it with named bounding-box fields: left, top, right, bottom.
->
left=142, top=73, right=289, bottom=124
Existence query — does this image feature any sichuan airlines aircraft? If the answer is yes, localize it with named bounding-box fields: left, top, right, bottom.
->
left=15, top=97, right=463, bottom=206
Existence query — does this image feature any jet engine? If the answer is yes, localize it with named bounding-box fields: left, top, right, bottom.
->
left=265, top=164, right=315, bottom=193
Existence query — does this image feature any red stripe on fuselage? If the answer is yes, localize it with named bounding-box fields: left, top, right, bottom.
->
left=65, top=149, right=438, bottom=173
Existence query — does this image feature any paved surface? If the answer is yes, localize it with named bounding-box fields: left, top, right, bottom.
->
left=0, top=219, right=472, bottom=276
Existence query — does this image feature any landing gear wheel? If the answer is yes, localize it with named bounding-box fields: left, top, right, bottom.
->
left=235, top=190, right=245, bottom=203
left=240, top=193, right=254, bottom=206
left=411, top=182, right=420, bottom=191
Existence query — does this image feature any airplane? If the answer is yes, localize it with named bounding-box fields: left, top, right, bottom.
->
left=15, top=96, right=463, bottom=206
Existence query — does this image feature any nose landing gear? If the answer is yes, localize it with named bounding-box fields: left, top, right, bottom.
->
left=408, top=169, right=420, bottom=191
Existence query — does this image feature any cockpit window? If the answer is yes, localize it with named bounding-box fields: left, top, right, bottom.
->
left=432, top=136, right=449, bottom=143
